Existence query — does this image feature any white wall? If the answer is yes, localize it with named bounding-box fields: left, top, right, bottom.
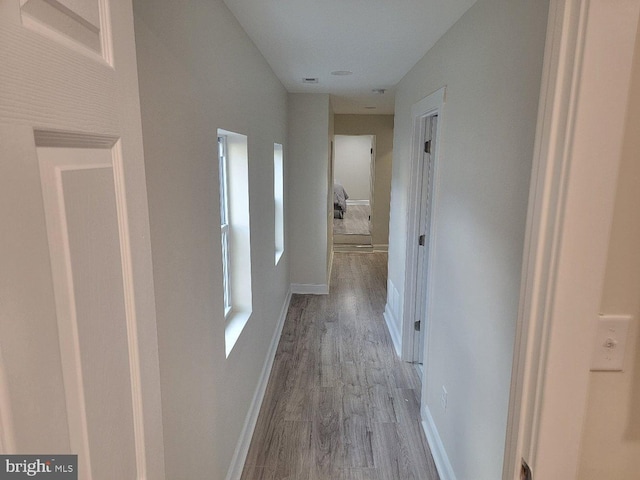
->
left=578, top=19, right=640, bottom=479
left=133, top=0, right=289, bottom=478
left=334, top=135, right=372, bottom=202
left=387, top=0, right=549, bottom=478
left=334, top=115, right=394, bottom=247
left=288, top=93, right=331, bottom=290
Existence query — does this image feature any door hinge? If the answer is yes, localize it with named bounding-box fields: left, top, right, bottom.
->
left=424, top=140, right=431, bottom=154
left=414, top=320, right=421, bottom=331
left=418, top=234, right=426, bottom=246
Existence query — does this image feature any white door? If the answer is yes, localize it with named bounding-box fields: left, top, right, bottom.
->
left=0, top=1, right=165, bottom=479
left=413, top=116, right=437, bottom=365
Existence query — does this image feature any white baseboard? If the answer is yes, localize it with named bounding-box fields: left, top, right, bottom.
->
left=225, top=288, right=292, bottom=480
left=383, top=304, right=402, bottom=357
left=328, top=249, right=334, bottom=289
left=346, top=199, right=370, bottom=206
left=373, top=244, right=388, bottom=252
left=422, top=405, right=457, bottom=480
left=291, top=283, right=329, bottom=295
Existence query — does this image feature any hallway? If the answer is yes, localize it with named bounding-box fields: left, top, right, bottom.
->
left=241, top=253, right=439, bottom=480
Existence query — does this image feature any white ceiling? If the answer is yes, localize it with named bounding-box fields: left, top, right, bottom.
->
left=222, top=0, right=477, bottom=114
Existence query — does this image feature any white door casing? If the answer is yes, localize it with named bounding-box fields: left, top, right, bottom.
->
left=504, top=0, right=640, bottom=479
left=401, top=86, right=445, bottom=365
left=369, top=136, right=375, bottom=234
left=412, top=116, right=437, bottom=366
left=0, top=1, right=165, bottom=479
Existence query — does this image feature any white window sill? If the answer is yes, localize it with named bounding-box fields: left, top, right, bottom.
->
left=225, top=310, right=252, bottom=358
left=275, top=249, right=284, bottom=266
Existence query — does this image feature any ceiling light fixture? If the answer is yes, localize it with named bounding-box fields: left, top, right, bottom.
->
left=331, top=70, right=353, bottom=76
left=302, top=77, right=319, bottom=84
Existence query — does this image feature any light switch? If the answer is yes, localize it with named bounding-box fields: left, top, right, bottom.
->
left=591, top=315, right=632, bottom=371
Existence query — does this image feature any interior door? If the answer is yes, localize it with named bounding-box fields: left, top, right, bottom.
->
left=0, top=1, right=165, bottom=479
left=413, top=116, right=437, bottom=365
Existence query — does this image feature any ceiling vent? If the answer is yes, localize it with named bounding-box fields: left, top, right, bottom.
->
left=302, top=77, right=319, bottom=84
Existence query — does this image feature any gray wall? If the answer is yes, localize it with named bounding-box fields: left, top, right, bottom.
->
left=288, top=93, right=331, bottom=289
left=334, top=114, right=394, bottom=248
left=133, top=0, right=289, bottom=477
left=386, top=0, right=549, bottom=477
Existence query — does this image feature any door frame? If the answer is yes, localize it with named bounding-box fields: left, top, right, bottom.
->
left=332, top=134, right=375, bottom=235
left=503, top=0, right=640, bottom=478
left=401, top=87, right=445, bottom=364
left=369, top=135, right=376, bottom=235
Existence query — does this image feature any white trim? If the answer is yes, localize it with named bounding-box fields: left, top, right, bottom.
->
left=38, top=147, right=105, bottom=480
left=383, top=305, right=402, bottom=356
left=328, top=248, right=334, bottom=290
left=112, top=140, right=150, bottom=480
left=401, top=86, right=445, bottom=363
left=422, top=405, right=457, bottom=480
left=291, top=283, right=329, bottom=295
left=225, top=288, right=292, bottom=480
left=346, top=199, right=370, bottom=206
left=225, top=311, right=252, bottom=358
left=504, top=1, right=640, bottom=479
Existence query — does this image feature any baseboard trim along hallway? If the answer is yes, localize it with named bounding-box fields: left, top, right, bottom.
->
left=422, top=405, right=458, bottom=480
left=383, top=304, right=402, bottom=357
left=225, top=288, right=293, bottom=480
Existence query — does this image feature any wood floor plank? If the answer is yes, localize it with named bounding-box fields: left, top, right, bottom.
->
left=342, top=468, right=381, bottom=480
left=241, top=253, right=439, bottom=480
left=312, top=387, right=344, bottom=477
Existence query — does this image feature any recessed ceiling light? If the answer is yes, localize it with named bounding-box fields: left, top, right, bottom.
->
left=302, top=77, right=319, bottom=84
left=331, top=70, right=353, bottom=76
left=372, top=88, right=386, bottom=95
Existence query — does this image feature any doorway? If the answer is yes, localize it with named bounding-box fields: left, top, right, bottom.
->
left=412, top=115, right=438, bottom=366
left=333, top=135, right=375, bottom=248
left=401, top=86, right=444, bottom=372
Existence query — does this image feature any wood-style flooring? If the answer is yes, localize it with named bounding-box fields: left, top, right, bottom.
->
left=334, top=205, right=370, bottom=235
left=241, top=252, right=439, bottom=480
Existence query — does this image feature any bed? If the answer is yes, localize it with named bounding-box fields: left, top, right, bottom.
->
left=333, top=183, right=348, bottom=219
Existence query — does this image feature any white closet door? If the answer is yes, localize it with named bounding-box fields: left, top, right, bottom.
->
left=0, top=1, right=164, bottom=479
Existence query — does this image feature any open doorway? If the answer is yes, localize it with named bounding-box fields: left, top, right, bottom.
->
left=333, top=134, right=375, bottom=248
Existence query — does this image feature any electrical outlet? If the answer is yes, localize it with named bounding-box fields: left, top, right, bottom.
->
left=440, top=386, right=448, bottom=411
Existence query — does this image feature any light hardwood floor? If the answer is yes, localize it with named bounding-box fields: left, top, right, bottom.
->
left=334, top=205, right=370, bottom=235
left=241, top=252, right=439, bottom=480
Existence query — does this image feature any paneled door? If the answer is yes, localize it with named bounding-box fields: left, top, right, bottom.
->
left=0, top=1, right=165, bottom=479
